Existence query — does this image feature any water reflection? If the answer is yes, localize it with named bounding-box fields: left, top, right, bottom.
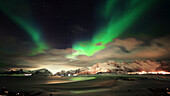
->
left=45, top=80, right=71, bottom=84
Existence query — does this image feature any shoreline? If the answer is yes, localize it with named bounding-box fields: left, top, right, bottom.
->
left=0, top=75, right=170, bottom=96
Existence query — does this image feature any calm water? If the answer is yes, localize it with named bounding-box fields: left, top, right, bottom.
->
left=0, top=76, right=71, bottom=92
left=0, top=76, right=170, bottom=96
left=0, top=76, right=97, bottom=95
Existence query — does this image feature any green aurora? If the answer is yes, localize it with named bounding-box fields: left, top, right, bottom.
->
left=0, top=0, right=49, bottom=56
left=67, top=0, right=156, bottom=60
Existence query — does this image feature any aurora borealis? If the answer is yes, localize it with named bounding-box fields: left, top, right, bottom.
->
left=67, top=0, right=156, bottom=59
left=0, top=2, right=170, bottom=96
left=0, top=0, right=49, bottom=55
left=0, top=0, right=169, bottom=72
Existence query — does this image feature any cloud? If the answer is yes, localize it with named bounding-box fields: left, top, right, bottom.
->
left=66, top=36, right=170, bottom=68
left=8, top=48, right=78, bottom=73
left=92, top=37, right=170, bottom=59
left=1, top=36, right=170, bottom=73
left=109, top=38, right=143, bottom=51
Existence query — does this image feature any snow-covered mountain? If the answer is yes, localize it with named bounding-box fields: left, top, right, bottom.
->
left=77, top=60, right=169, bottom=75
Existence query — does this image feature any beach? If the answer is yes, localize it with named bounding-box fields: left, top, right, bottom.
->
left=0, top=75, right=170, bottom=96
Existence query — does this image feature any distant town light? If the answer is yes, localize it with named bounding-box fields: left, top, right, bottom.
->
left=68, top=74, right=71, bottom=76
left=24, top=74, right=32, bottom=76
left=158, top=71, right=167, bottom=74
left=128, top=71, right=170, bottom=75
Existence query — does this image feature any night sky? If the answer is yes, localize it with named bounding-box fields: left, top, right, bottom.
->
left=0, top=0, right=170, bottom=72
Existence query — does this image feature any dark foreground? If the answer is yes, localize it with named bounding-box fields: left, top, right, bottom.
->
left=0, top=75, right=170, bottom=96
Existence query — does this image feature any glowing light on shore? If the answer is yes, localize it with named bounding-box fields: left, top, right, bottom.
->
left=138, top=71, right=147, bottom=74
left=157, top=71, right=168, bottom=74
left=128, top=71, right=170, bottom=75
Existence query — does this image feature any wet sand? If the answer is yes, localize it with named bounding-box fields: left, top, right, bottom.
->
left=0, top=75, right=170, bottom=96
left=38, top=76, right=170, bottom=96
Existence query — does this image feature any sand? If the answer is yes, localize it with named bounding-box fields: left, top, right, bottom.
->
left=0, top=75, right=170, bottom=96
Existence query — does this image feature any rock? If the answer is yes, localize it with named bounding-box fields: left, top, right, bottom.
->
left=77, top=60, right=162, bottom=75
left=54, top=60, right=168, bottom=76
left=22, top=69, right=33, bottom=74
left=156, top=60, right=170, bottom=71
left=32, top=68, right=53, bottom=76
